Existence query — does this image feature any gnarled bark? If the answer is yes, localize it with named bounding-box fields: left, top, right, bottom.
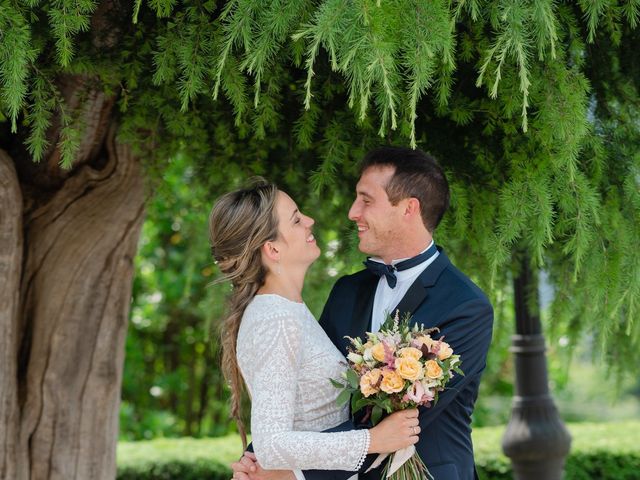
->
left=14, top=127, right=145, bottom=480
left=0, top=152, right=22, bottom=480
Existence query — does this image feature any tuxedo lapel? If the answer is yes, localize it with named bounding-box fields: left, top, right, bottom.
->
left=392, top=279, right=428, bottom=319
left=391, top=247, right=451, bottom=322
left=350, top=272, right=378, bottom=338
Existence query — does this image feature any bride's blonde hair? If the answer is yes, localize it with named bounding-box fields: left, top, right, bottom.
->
left=209, top=178, right=279, bottom=449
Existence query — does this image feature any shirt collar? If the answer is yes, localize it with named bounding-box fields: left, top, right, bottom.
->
left=369, top=240, right=435, bottom=266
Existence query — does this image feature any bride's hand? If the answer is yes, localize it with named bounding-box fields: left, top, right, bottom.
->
left=231, top=452, right=296, bottom=480
left=368, top=409, right=420, bottom=454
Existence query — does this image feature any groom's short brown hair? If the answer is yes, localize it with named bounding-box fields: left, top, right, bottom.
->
left=360, top=146, right=450, bottom=232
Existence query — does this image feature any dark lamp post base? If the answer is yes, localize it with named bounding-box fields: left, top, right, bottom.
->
left=503, top=256, right=572, bottom=480
left=510, top=458, right=568, bottom=480
left=502, top=332, right=571, bottom=479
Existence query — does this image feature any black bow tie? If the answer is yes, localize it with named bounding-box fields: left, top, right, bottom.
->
left=363, top=243, right=438, bottom=288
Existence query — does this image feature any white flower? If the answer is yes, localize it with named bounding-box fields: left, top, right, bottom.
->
left=347, top=352, right=364, bottom=364
left=363, top=348, right=374, bottom=362
left=421, top=378, right=439, bottom=390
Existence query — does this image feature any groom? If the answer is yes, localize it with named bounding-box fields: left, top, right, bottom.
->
left=232, top=147, right=493, bottom=480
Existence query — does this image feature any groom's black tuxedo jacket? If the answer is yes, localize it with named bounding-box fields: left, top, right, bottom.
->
left=303, top=248, right=493, bottom=480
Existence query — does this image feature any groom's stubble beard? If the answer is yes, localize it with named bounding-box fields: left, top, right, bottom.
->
left=358, top=222, right=405, bottom=261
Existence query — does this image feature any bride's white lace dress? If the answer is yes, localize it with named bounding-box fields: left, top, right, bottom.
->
left=237, top=294, right=370, bottom=472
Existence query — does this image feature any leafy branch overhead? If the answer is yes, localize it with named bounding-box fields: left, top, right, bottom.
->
left=1, top=0, right=639, bottom=370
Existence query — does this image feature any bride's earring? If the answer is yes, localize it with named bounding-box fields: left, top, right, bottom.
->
left=276, top=261, right=282, bottom=275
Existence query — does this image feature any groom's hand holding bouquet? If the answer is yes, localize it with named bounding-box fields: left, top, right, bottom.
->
left=331, top=311, right=464, bottom=480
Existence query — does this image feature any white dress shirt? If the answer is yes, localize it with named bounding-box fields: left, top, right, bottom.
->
left=370, top=241, right=439, bottom=333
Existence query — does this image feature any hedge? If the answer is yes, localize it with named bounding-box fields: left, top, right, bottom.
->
left=472, top=422, right=640, bottom=479
left=117, top=421, right=640, bottom=479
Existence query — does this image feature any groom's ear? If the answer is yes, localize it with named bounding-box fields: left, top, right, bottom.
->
left=403, top=197, right=421, bottom=219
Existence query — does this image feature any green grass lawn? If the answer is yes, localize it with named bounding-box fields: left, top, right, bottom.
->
left=118, top=420, right=640, bottom=469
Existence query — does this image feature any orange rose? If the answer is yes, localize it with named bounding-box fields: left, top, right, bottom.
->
left=416, top=335, right=436, bottom=350
left=424, top=360, right=444, bottom=379
left=371, top=342, right=387, bottom=363
left=380, top=369, right=405, bottom=394
left=437, top=342, right=453, bottom=360
left=359, top=368, right=383, bottom=397
left=395, top=357, right=424, bottom=381
left=398, top=347, right=423, bottom=360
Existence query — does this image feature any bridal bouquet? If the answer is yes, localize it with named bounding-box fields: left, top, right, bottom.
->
left=331, top=311, right=463, bottom=480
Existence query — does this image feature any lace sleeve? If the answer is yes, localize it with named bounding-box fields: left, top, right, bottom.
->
left=239, top=310, right=369, bottom=471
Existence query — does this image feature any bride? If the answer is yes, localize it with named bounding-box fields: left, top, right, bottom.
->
left=209, top=178, right=420, bottom=478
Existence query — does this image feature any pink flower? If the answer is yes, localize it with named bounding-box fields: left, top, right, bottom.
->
left=383, top=342, right=397, bottom=368
left=420, top=387, right=435, bottom=406
left=406, top=381, right=425, bottom=403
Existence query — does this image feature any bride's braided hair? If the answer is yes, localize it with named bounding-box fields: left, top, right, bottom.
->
left=209, top=178, right=279, bottom=450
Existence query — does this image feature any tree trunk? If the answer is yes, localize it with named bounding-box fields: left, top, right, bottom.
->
left=1, top=119, right=145, bottom=478
left=0, top=152, right=23, bottom=480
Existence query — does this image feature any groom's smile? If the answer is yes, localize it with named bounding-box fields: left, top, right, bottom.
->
left=349, top=166, right=407, bottom=262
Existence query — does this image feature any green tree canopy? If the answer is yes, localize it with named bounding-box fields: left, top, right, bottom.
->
left=2, top=0, right=638, bottom=365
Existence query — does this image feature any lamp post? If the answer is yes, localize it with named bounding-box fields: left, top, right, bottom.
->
left=502, top=255, right=572, bottom=479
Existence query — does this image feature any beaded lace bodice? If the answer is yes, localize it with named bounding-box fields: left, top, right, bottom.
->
left=237, top=294, right=369, bottom=471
